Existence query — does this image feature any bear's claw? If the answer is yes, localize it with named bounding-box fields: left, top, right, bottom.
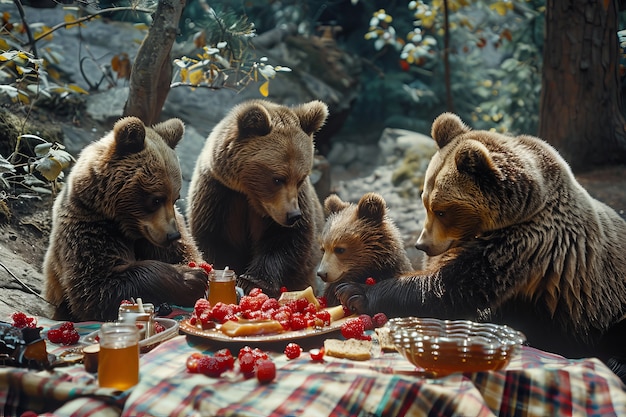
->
left=335, top=282, right=368, bottom=315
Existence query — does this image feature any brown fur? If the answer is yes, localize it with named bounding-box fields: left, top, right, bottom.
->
left=336, top=112, right=626, bottom=362
left=43, top=117, right=207, bottom=321
left=187, top=100, right=328, bottom=298
left=318, top=193, right=413, bottom=306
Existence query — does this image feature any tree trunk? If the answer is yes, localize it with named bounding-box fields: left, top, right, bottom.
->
left=123, top=0, right=185, bottom=126
left=539, top=0, right=626, bottom=172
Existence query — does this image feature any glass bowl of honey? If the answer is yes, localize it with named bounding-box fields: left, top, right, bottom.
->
left=387, top=317, right=526, bottom=377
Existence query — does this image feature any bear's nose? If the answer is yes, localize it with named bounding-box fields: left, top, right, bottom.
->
left=167, top=231, right=181, bottom=242
left=317, top=271, right=327, bottom=281
left=286, top=210, right=302, bottom=225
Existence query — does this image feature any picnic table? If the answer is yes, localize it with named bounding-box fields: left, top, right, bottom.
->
left=2, top=317, right=626, bottom=416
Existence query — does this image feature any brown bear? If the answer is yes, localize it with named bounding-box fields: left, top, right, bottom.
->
left=186, top=99, right=328, bottom=298
left=318, top=192, right=413, bottom=306
left=43, top=117, right=208, bottom=322
left=336, top=112, right=626, bottom=364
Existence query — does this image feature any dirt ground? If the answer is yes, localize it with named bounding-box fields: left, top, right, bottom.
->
left=1, top=156, right=625, bottom=321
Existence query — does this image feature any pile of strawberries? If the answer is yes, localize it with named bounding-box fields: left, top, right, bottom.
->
left=186, top=346, right=276, bottom=383
left=340, top=313, right=388, bottom=340
left=11, top=312, right=38, bottom=329
left=190, top=287, right=336, bottom=331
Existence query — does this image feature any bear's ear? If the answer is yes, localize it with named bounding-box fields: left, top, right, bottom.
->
left=356, top=192, right=386, bottom=225
left=238, top=103, right=272, bottom=138
left=455, top=140, right=503, bottom=180
left=431, top=112, right=471, bottom=149
left=152, top=118, right=185, bottom=149
left=294, top=100, right=329, bottom=136
left=324, top=194, right=350, bottom=215
left=113, top=117, right=146, bottom=155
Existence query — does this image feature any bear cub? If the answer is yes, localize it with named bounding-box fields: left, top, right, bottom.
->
left=187, top=99, right=328, bottom=298
left=337, top=112, right=626, bottom=365
left=43, top=117, right=207, bottom=322
left=318, top=192, right=412, bottom=306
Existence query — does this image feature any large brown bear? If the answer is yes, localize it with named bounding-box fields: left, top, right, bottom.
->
left=43, top=117, right=208, bottom=322
left=337, top=112, right=626, bottom=364
left=318, top=192, right=413, bottom=306
left=186, top=100, right=328, bottom=298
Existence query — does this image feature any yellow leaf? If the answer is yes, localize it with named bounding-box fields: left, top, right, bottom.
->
left=0, top=38, right=8, bottom=50
left=64, top=14, right=83, bottom=30
left=189, top=68, right=204, bottom=85
left=259, top=81, right=269, bottom=97
left=68, top=84, right=89, bottom=94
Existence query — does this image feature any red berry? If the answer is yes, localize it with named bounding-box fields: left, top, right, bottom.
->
left=365, top=277, right=376, bottom=285
left=194, top=298, right=211, bottom=316
left=214, top=349, right=235, bottom=371
left=199, top=262, right=213, bottom=274
left=249, top=288, right=263, bottom=297
left=197, top=356, right=223, bottom=377
left=186, top=352, right=204, bottom=373
left=316, top=296, right=328, bottom=309
left=284, top=343, right=302, bottom=359
left=289, top=313, right=307, bottom=331
left=309, top=348, right=325, bottom=361
left=372, top=312, right=388, bottom=328
left=188, top=261, right=197, bottom=268
left=239, top=352, right=256, bottom=374
left=280, top=286, right=288, bottom=293
left=315, top=310, right=331, bottom=326
left=341, top=317, right=366, bottom=340
left=11, top=312, right=37, bottom=328
left=359, top=314, right=374, bottom=331
left=256, top=359, right=276, bottom=384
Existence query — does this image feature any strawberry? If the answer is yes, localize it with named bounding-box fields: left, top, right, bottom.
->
left=256, top=359, right=276, bottom=384
left=186, top=352, right=204, bottom=373
left=284, top=343, right=302, bottom=359
left=309, top=348, right=325, bottom=361
left=359, top=314, right=374, bottom=331
left=372, top=312, right=388, bottom=328
left=341, top=317, right=367, bottom=340
left=365, top=277, right=376, bottom=285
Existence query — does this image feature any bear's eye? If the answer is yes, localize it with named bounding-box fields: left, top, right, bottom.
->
left=147, top=196, right=164, bottom=211
left=435, top=210, right=445, bottom=217
left=273, top=177, right=286, bottom=186
left=334, top=247, right=345, bottom=255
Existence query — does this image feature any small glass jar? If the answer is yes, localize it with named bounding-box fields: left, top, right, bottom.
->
left=118, top=302, right=155, bottom=339
left=97, top=322, right=140, bottom=390
left=208, top=268, right=238, bottom=306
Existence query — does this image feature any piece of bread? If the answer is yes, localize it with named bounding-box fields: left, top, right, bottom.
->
left=374, top=327, right=397, bottom=352
left=324, top=338, right=372, bottom=361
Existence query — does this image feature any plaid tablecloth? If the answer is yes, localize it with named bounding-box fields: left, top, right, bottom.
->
left=2, top=318, right=626, bottom=417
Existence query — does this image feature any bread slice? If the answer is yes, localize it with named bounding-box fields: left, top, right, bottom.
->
left=324, top=338, right=372, bottom=361
left=374, top=327, right=397, bottom=352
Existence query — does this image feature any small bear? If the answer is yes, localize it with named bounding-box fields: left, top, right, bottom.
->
left=318, top=192, right=413, bottom=306
left=186, top=100, right=328, bottom=298
left=336, top=112, right=626, bottom=364
left=43, top=117, right=208, bottom=322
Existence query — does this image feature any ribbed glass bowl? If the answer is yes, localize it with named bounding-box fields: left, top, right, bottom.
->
left=386, top=317, right=526, bottom=377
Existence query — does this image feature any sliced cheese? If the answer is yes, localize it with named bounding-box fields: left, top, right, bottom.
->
left=326, top=305, right=346, bottom=322
left=220, top=319, right=285, bottom=337
left=278, top=286, right=320, bottom=309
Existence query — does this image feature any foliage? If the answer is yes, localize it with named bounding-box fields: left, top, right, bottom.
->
left=172, top=5, right=291, bottom=97
left=362, top=0, right=545, bottom=135
left=0, top=134, right=74, bottom=195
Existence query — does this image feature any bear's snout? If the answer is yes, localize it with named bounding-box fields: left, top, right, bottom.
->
left=286, top=209, right=302, bottom=226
